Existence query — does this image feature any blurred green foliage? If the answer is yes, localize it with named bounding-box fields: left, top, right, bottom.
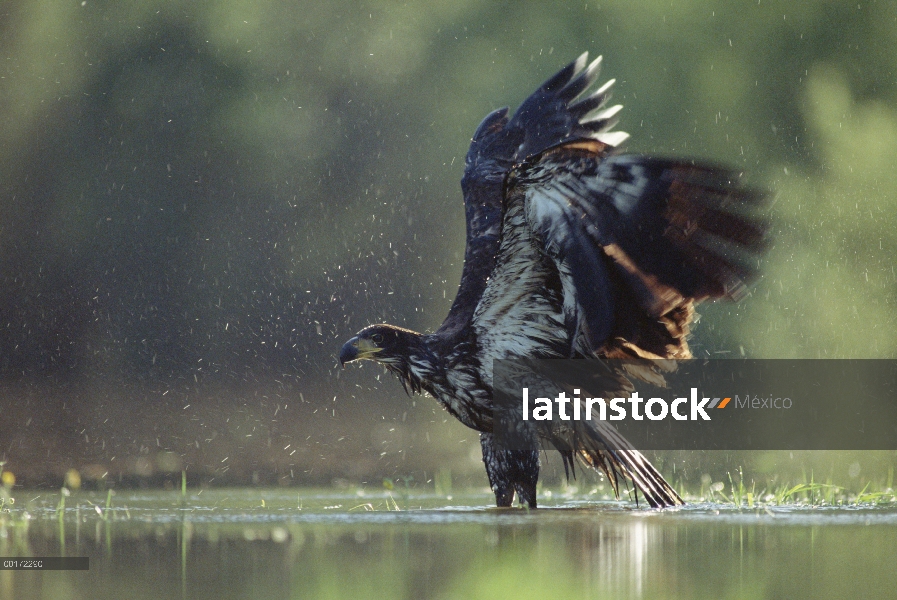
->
left=1, top=0, right=895, bottom=485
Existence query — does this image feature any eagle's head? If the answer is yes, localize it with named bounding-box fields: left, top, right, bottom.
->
left=339, top=324, right=423, bottom=366
left=339, top=324, right=431, bottom=394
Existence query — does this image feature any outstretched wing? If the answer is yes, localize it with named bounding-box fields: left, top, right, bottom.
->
left=517, top=142, right=768, bottom=358
left=436, top=53, right=627, bottom=340
left=479, top=141, right=766, bottom=508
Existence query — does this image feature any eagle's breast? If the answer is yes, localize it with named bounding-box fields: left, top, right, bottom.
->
left=471, top=181, right=570, bottom=386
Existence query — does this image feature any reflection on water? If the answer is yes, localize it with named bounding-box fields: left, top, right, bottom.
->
left=2, top=489, right=896, bottom=599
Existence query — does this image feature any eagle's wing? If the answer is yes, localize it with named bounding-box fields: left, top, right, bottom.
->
left=519, top=144, right=767, bottom=358
left=479, top=142, right=766, bottom=508
left=436, top=53, right=627, bottom=340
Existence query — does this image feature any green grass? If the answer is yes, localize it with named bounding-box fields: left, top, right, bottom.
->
left=0, top=461, right=14, bottom=499
left=687, top=466, right=896, bottom=507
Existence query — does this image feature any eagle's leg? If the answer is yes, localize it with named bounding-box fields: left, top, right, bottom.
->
left=479, top=432, right=540, bottom=508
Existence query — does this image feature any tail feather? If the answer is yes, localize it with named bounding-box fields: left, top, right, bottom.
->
left=523, top=362, right=684, bottom=508
left=574, top=418, right=683, bottom=508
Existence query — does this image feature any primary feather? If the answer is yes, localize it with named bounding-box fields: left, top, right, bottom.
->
left=339, top=53, right=766, bottom=509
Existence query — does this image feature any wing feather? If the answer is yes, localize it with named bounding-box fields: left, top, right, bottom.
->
left=483, top=143, right=766, bottom=507
left=517, top=146, right=768, bottom=357
left=437, top=54, right=627, bottom=342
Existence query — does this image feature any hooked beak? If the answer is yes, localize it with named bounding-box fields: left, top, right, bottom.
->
left=339, top=336, right=381, bottom=366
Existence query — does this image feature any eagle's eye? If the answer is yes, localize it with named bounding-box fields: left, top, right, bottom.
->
left=371, top=333, right=384, bottom=345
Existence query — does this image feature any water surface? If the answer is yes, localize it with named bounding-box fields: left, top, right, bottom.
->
left=2, top=489, right=895, bottom=599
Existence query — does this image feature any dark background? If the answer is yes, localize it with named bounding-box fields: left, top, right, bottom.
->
left=1, top=0, right=895, bottom=489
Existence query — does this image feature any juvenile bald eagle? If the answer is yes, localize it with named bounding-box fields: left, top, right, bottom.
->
left=339, top=54, right=765, bottom=508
